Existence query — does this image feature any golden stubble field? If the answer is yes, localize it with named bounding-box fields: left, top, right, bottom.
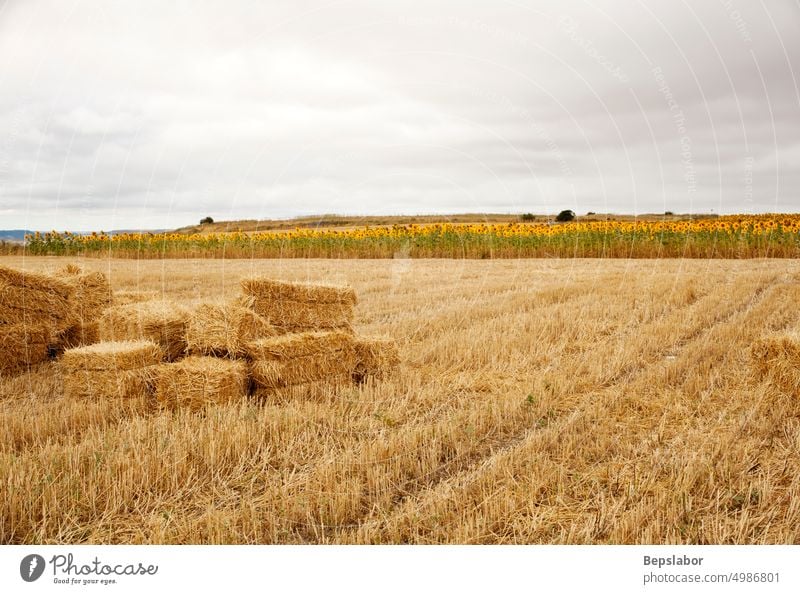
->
left=2, top=256, right=800, bottom=544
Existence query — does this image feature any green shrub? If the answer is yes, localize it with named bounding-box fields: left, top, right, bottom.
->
left=556, top=210, right=576, bottom=222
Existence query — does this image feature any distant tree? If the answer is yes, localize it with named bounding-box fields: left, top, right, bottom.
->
left=555, top=209, right=576, bottom=222
left=586, top=211, right=596, bottom=216
left=520, top=213, right=536, bottom=221
left=200, top=216, right=214, bottom=224
left=664, top=211, right=674, bottom=216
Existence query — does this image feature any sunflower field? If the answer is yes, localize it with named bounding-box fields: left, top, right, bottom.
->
left=22, top=214, right=800, bottom=259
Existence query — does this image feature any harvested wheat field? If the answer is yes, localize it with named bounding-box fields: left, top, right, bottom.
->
left=2, top=256, right=800, bottom=545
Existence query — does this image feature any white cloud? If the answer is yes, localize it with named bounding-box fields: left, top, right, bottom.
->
left=0, top=0, right=798, bottom=230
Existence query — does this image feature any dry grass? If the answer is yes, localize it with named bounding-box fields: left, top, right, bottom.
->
left=1, top=256, right=800, bottom=544
left=751, top=331, right=800, bottom=395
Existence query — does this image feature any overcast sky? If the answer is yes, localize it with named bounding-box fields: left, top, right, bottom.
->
left=1, top=0, right=799, bottom=230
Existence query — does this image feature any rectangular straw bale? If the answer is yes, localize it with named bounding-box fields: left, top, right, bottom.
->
left=61, top=340, right=162, bottom=399
left=241, top=278, right=357, bottom=305
left=59, top=268, right=112, bottom=322
left=0, top=324, right=51, bottom=374
left=751, top=331, right=800, bottom=393
left=56, top=320, right=100, bottom=350
left=248, top=331, right=356, bottom=389
left=53, top=268, right=112, bottom=350
left=98, top=300, right=189, bottom=360
left=352, top=336, right=400, bottom=382
left=240, top=278, right=355, bottom=333
left=186, top=300, right=276, bottom=358
left=153, top=356, right=248, bottom=411
left=250, top=354, right=357, bottom=389
left=246, top=330, right=354, bottom=360
left=63, top=368, right=155, bottom=399
left=61, top=340, right=163, bottom=373
left=0, top=265, right=74, bottom=300
left=0, top=265, right=76, bottom=331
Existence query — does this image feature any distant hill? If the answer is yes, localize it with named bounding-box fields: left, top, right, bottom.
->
left=0, top=229, right=169, bottom=242
left=106, top=229, right=168, bottom=235
left=172, top=212, right=719, bottom=235
left=0, top=230, right=34, bottom=243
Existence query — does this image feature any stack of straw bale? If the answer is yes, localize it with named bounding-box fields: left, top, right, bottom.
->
left=751, top=331, right=800, bottom=395
left=248, top=330, right=357, bottom=389
left=2, top=264, right=401, bottom=407
left=62, top=340, right=163, bottom=399
left=55, top=265, right=113, bottom=349
left=0, top=265, right=76, bottom=373
left=241, top=278, right=356, bottom=334
left=98, top=300, right=190, bottom=361
left=0, top=324, right=52, bottom=374
left=0, top=265, right=76, bottom=334
left=352, top=336, right=400, bottom=383
left=153, top=356, right=248, bottom=411
left=186, top=300, right=276, bottom=358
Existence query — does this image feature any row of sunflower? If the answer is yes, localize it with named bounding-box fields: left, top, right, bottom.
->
left=23, top=214, right=800, bottom=259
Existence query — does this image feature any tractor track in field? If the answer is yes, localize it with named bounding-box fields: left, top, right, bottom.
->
left=334, top=273, right=782, bottom=543
left=345, top=275, right=793, bottom=543
left=275, top=274, right=774, bottom=541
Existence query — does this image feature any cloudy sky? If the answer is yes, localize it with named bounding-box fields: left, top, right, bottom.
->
left=1, top=0, right=799, bottom=230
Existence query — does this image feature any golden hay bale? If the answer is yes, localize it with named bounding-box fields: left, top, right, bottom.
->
left=0, top=265, right=74, bottom=300
left=248, top=331, right=356, bottom=389
left=0, top=324, right=51, bottom=374
left=61, top=340, right=163, bottom=399
left=352, top=336, right=400, bottom=383
left=241, top=278, right=357, bottom=305
left=247, top=330, right=354, bottom=360
left=0, top=265, right=76, bottom=332
left=52, top=269, right=112, bottom=351
left=113, top=290, right=160, bottom=306
left=63, top=368, right=155, bottom=400
left=186, top=300, right=276, bottom=358
left=751, top=332, right=800, bottom=394
left=250, top=355, right=357, bottom=390
left=153, top=356, right=248, bottom=411
left=240, top=278, right=356, bottom=333
left=58, top=269, right=112, bottom=323
left=55, top=321, right=100, bottom=350
left=98, top=300, right=189, bottom=361
left=62, top=340, right=163, bottom=372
